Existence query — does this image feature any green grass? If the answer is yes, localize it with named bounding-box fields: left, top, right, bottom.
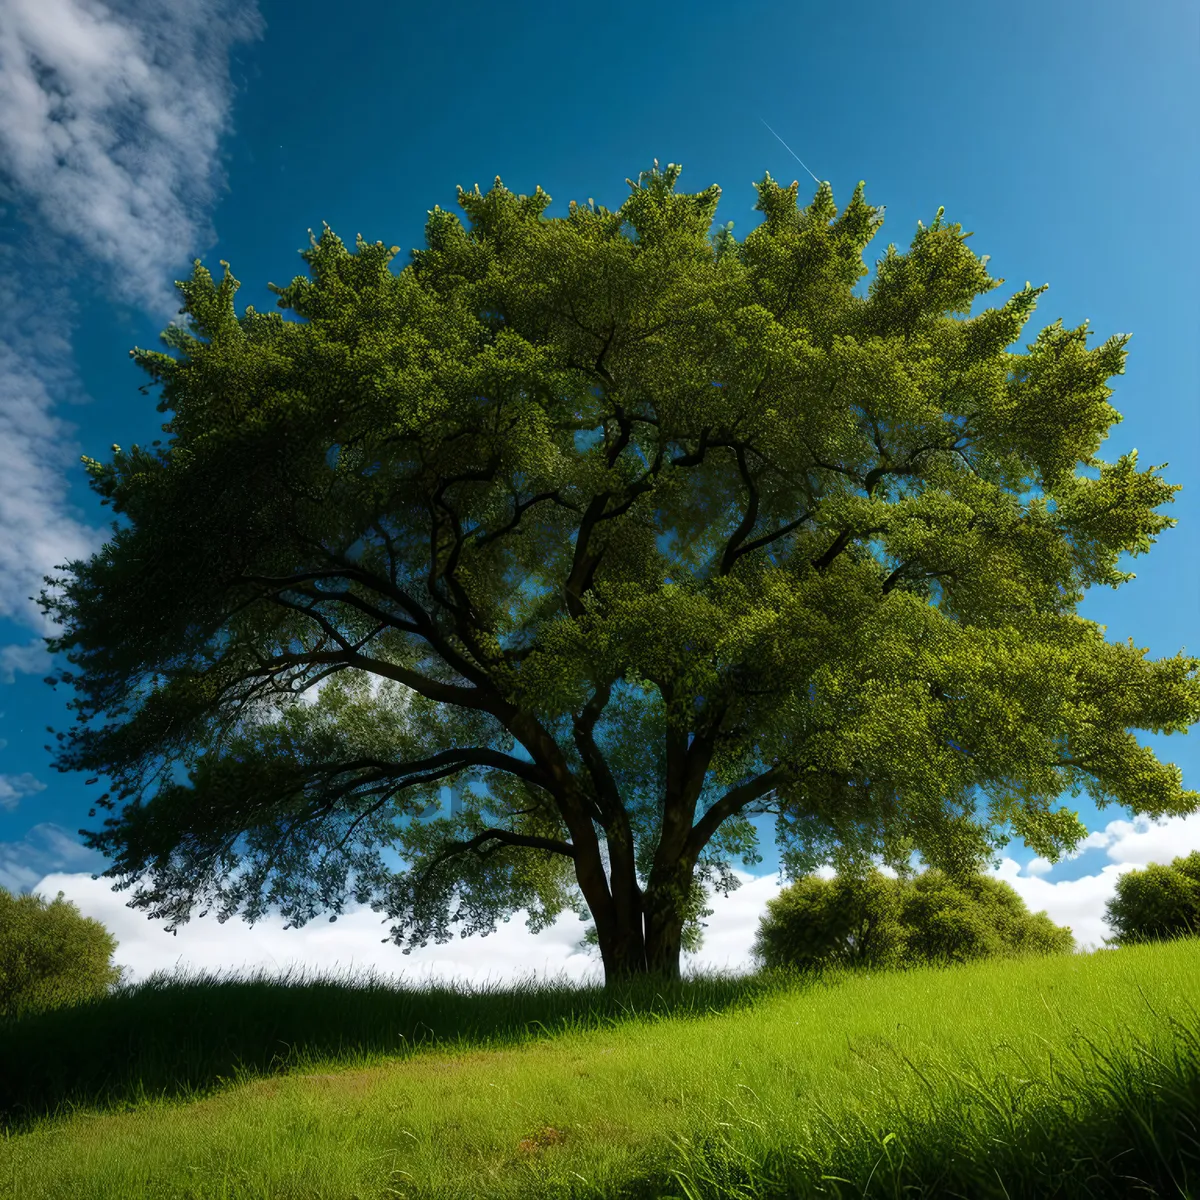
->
left=1, top=937, right=1198, bottom=1199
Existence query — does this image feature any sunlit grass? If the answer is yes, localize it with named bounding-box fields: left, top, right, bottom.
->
left=1, top=935, right=1197, bottom=1198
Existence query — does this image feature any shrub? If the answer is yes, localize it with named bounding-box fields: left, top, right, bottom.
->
left=749, top=870, right=908, bottom=975
left=751, top=867, right=1074, bottom=976
left=899, top=870, right=1074, bottom=966
left=0, top=886, right=128, bottom=1022
left=1103, top=852, right=1200, bottom=947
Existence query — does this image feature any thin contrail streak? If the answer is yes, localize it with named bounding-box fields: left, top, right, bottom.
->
left=758, top=117, right=824, bottom=185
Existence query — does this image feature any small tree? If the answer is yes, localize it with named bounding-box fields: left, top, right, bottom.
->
left=751, top=867, right=1073, bottom=975
left=0, top=887, right=128, bottom=1021
left=750, top=870, right=907, bottom=974
left=899, top=868, right=1073, bottom=966
left=1103, top=851, right=1200, bottom=947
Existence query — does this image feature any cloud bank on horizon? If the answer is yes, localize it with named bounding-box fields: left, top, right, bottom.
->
left=9, top=809, right=1199, bottom=995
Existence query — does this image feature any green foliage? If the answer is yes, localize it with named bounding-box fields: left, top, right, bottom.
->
left=33, top=157, right=1200, bottom=988
left=747, top=870, right=908, bottom=974
left=1103, top=851, right=1200, bottom=946
left=898, top=868, right=1075, bottom=965
left=0, top=887, right=127, bottom=1022
left=751, top=867, right=1074, bottom=973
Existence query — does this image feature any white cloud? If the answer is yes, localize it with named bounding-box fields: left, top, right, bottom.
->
left=11, top=809, right=1198, bottom=997
left=0, top=638, right=51, bottom=684
left=0, top=0, right=265, bottom=645
left=0, top=770, right=47, bottom=813
left=1073, top=812, right=1200, bottom=868
left=989, top=857, right=1135, bottom=952
left=0, top=820, right=106, bottom=896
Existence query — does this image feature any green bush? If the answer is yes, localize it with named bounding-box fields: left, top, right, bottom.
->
left=0, top=886, right=128, bottom=1022
left=899, top=869, right=1074, bottom=965
left=1103, top=852, right=1200, bottom=947
left=748, top=870, right=908, bottom=975
left=750, top=867, right=1074, bottom=975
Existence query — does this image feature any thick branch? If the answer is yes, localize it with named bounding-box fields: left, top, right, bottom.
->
left=281, top=746, right=565, bottom=868
left=684, top=764, right=790, bottom=862
left=669, top=426, right=712, bottom=469
left=421, top=827, right=577, bottom=876
left=571, top=679, right=629, bottom=829
left=244, top=619, right=510, bottom=716
left=811, top=525, right=889, bottom=573
left=563, top=493, right=618, bottom=619
left=257, top=596, right=387, bottom=665
left=718, top=444, right=760, bottom=574
left=653, top=708, right=717, bottom=890
left=430, top=455, right=503, bottom=587
left=250, top=746, right=554, bottom=824
left=473, top=488, right=581, bottom=549
left=274, top=582, right=424, bottom=637
left=239, top=553, right=498, bottom=695
left=718, top=442, right=815, bottom=574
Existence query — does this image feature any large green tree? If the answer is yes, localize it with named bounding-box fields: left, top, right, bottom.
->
left=37, top=161, right=1199, bottom=988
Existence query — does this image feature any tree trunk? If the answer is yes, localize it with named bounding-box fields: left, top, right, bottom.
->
left=644, top=904, right=685, bottom=982
left=594, top=875, right=689, bottom=989
left=597, top=919, right=648, bottom=984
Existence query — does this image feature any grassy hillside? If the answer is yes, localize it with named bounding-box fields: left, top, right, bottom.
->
left=1, top=938, right=1197, bottom=1198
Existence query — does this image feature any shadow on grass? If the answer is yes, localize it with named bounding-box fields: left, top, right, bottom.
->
left=0, top=957, right=822, bottom=1138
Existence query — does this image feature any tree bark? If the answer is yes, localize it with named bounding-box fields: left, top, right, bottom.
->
left=597, top=917, right=649, bottom=983
left=595, top=867, right=692, bottom=987
left=593, top=899, right=687, bottom=986
left=643, top=893, right=686, bottom=982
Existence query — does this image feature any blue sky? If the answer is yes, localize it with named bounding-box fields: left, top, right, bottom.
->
left=0, top=0, right=1196, bottom=995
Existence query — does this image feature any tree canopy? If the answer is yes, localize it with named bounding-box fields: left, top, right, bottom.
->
left=37, top=159, right=1200, bottom=987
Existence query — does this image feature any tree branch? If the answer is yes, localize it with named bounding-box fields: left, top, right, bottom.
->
left=241, top=610, right=508, bottom=716
left=571, top=678, right=632, bottom=832
left=473, top=488, right=581, bottom=549
left=718, top=444, right=761, bottom=574
left=811, top=525, right=889, bottom=574
left=239, top=549, right=500, bottom=696
left=420, top=826, right=578, bottom=876
left=717, top=442, right=815, bottom=574
left=250, top=579, right=424, bottom=639
left=684, top=765, right=790, bottom=862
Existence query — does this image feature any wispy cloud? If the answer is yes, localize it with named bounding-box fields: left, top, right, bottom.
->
left=0, top=0, right=265, bottom=659
left=0, top=820, right=107, bottom=895
left=0, top=771, right=46, bottom=813
left=0, top=638, right=51, bottom=684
